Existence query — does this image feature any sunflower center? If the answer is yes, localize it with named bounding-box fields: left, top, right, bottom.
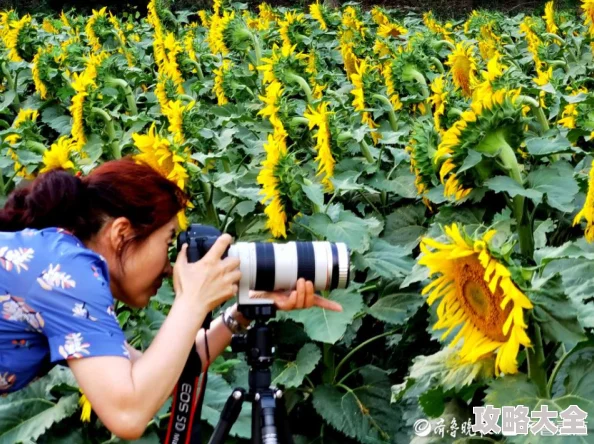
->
left=455, top=256, right=511, bottom=343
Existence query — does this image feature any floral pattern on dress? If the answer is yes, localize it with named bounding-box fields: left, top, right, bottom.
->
left=122, top=343, right=130, bottom=358
left=11, top=339, right=30, bottom=348
left=107, top=304, right=117, bottom=320
left=0, top=246, right=34, bottom=273
left=58, top=333, right=90, bottom=359
left=72, top=303, right=98, bottom=321
left=0, top=372, right=16, bottom=391
left=0, top=295, right=45, bottom=332
left=37, top=264, right=76, bottom=291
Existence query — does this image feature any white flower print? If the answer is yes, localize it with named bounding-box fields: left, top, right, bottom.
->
left=107, top=305, right=117, bottom=320
left=0, top=295, right=44, bottom=332
left=0, top=372, right=16, bottom=391
left=72, top=303, right=97, bottom=321
left=37, top=264, right=76, bottom=291
left=122, top=343, right=130, bottom=358
left=0, top=246, right=34, bottom=273
left=58, top=333, right=91, bottom=360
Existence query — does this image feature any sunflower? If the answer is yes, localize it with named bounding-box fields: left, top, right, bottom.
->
left=446, top=42, right=478, bottom=97
left=32, top=47, right=49, bottom=99
left=429, top=75, right=448, bottom=134
left=583, top=0, right=594, bottom=36
left=85, top=7, right=107, bottom=52
left=40, top=136, right=76, bottom=173
left=79, top=390, right=92, bottom=422
left=132, top=123, right=189, bottom=191
left=4, top=14, right=31, bottom=62
left=213, top=59, right=232, bottom=105
left=257, top=132, right=289, bottom=238
left=574, top=159, right=594, bottom=241
left=309, top=2, right=327, bottom=31
left=278, top=11, right=305, bottom=49
left=419, top=223, right=533, bottom=375
left=435, top=89, right=525, bottom=201
left=406, top=117, right=439, bottom=206
left=350, top=59, right=381, bottom=145
left=543, top=1, right=558, bottom=34
left=161, top=99, right=195, bottom=144
left=304, top=101, right=335, bottom=192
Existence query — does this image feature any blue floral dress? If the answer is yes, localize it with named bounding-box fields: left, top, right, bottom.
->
left=0, top=227, right=130, bottom=394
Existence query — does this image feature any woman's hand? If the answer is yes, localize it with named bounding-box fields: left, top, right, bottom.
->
left=173, top=234, right=242, bottom=313
left=249, top=278, right=343, bottom=312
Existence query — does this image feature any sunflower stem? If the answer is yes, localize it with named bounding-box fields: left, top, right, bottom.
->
left=527, top=322, right=549, bottom=397
left=285, top=72, right=314, bottom=103
left=371, top=94, right=398, bottom=131
left=333, top=329, right=399, bottom=384
left=186, top=58, right=205, bottom=81
left=433, top=40, right=455, bottom=51
left=548, top=60, right=568, bottom=72
left=250, top=32, right=262, bottom=68
left=1, top=62, right=20, bottom=107
left=24, top=141, right=47, bottom=154
left=543, top=32, right=565, bottom=45
left=517, top=95, right=549, bottom=134
left=105, top=77, right=138, bottom=115
left=429, top=56, right=445, bottom=73
left=547, top=345, right=570, bottom=397
left=90, top=107, right=119, bottom=159
left=359, top=139, right=374, bottom=163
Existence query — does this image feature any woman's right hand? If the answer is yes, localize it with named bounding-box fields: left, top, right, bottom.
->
left=173, top=233, right=241, bottom=312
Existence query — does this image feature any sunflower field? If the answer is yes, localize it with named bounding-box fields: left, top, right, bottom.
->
left=2, top=0, right=594, bottom=442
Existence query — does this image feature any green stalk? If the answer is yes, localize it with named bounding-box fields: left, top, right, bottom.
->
left=105, top=77, right=138, bottom=115
left=0, top=168, right=5, bottom=196
left=334, top=329, right=399, bottom=383
left=186, top=58, right=204, bottom=81
left=543, top=32, right=565, bottom=45
left=290, top=116, right=310, bottom=127
left=429, top=56, right=445, bottom=73
left=359, top=139, right=374, bottom=163
left=285, top=72, right=314, bottom=103
left=200, top=179, right=219, bottom=228
left=517, top=95, right=549, bottom=134
left=548, top=60, right=568, bottom=72
left=1, top=62, right=20, bottom=107
left=371, top=94, right=398, bottom=131
left=432, top=39, right=455, bottom=51
left=250, top=32, right=262, bottom=68
left=24, top=141, right=47, bottom=154
left=91, top=107, right=119, bottom=158
left=322, top=343, right=335, bottom=384
left=179, top=94, right=196, bottom=103
left=546, top=345, right=569, bottom=397
left=527, top=322, right=549, bottom=397
left=406, top=69, right=430, bottom=100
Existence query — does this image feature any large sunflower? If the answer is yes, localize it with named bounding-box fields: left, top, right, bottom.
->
left=419, top=224, right=533, bottom=375
left=446, top=42, right=478, bottom=97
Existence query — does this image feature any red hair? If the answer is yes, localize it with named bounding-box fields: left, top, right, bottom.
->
left=0, top=157, right=188, bottom=256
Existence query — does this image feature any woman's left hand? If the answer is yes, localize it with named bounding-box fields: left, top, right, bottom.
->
left=248, top=278, right=343, bottom=312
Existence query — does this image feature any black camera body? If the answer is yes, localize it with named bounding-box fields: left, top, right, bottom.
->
left=177, top=224, right=226, bottom=264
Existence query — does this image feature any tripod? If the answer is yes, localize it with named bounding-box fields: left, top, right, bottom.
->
left=208, top=305, right=294, bottom=444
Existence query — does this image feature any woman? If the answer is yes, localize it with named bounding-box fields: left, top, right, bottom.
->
left=0, top=158, right=342, bottom=440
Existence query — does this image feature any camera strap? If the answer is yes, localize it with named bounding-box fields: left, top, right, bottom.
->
left=164, top=314, right=211, bottom=444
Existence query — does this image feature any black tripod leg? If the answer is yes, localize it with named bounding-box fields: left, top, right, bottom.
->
left=274, top=390, right=294, bottom=444
left=253, top=391, right=279, bottom=444
left=208, top=388, right=246, bottom=444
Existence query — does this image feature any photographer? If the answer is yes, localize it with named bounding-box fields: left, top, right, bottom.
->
left=0, top=158, right=342, bottom=440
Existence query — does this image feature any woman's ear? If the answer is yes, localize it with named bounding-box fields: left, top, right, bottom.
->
left=109, top=217, right=133, bottom=254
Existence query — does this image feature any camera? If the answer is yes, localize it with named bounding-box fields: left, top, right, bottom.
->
left=177, top=224, right=350, bottom=316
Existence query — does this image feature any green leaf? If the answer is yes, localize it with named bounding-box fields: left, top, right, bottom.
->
left=528, top=275, right=587, bottom=349
left=202, top=373, right=251, bottom=439
left=14, top=149, right=43, bottom=165
left=0, top=394, right=78, bottom=443
left=213, top=127, right=238, bottom=150
left=484, top=176, right=543, bottom=200
left=458, top=149, right=482, bottom=174
left=46, top=116, right=72, bottom=136
left=313, top=366, right=403, bottom=443
left=308, top=211, right=371, bottom=253
left=0, top=91, right=15, bottom=111
left=153, top=280, right=174, bottom=305
left=528, top=162, right=579, bottom=213
left=367, top=292, right=424, bottom=326
left=526, top=133, right=575, bottom=156
left=302, top=182, right=324, bottom=208
left=234, top=200, right=256, bottom=217
left=353, top=238, right=414, bottom=279
left=272, top=343, right=321, bottom=388
left=278, top=286, right=363, bottom=344
left=485, top=368, right=594, bottom=442
left=383, top=204, right=426, bottom=249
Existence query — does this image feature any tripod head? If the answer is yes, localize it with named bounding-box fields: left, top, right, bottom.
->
left=232, top=304, right=277, bottom=392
